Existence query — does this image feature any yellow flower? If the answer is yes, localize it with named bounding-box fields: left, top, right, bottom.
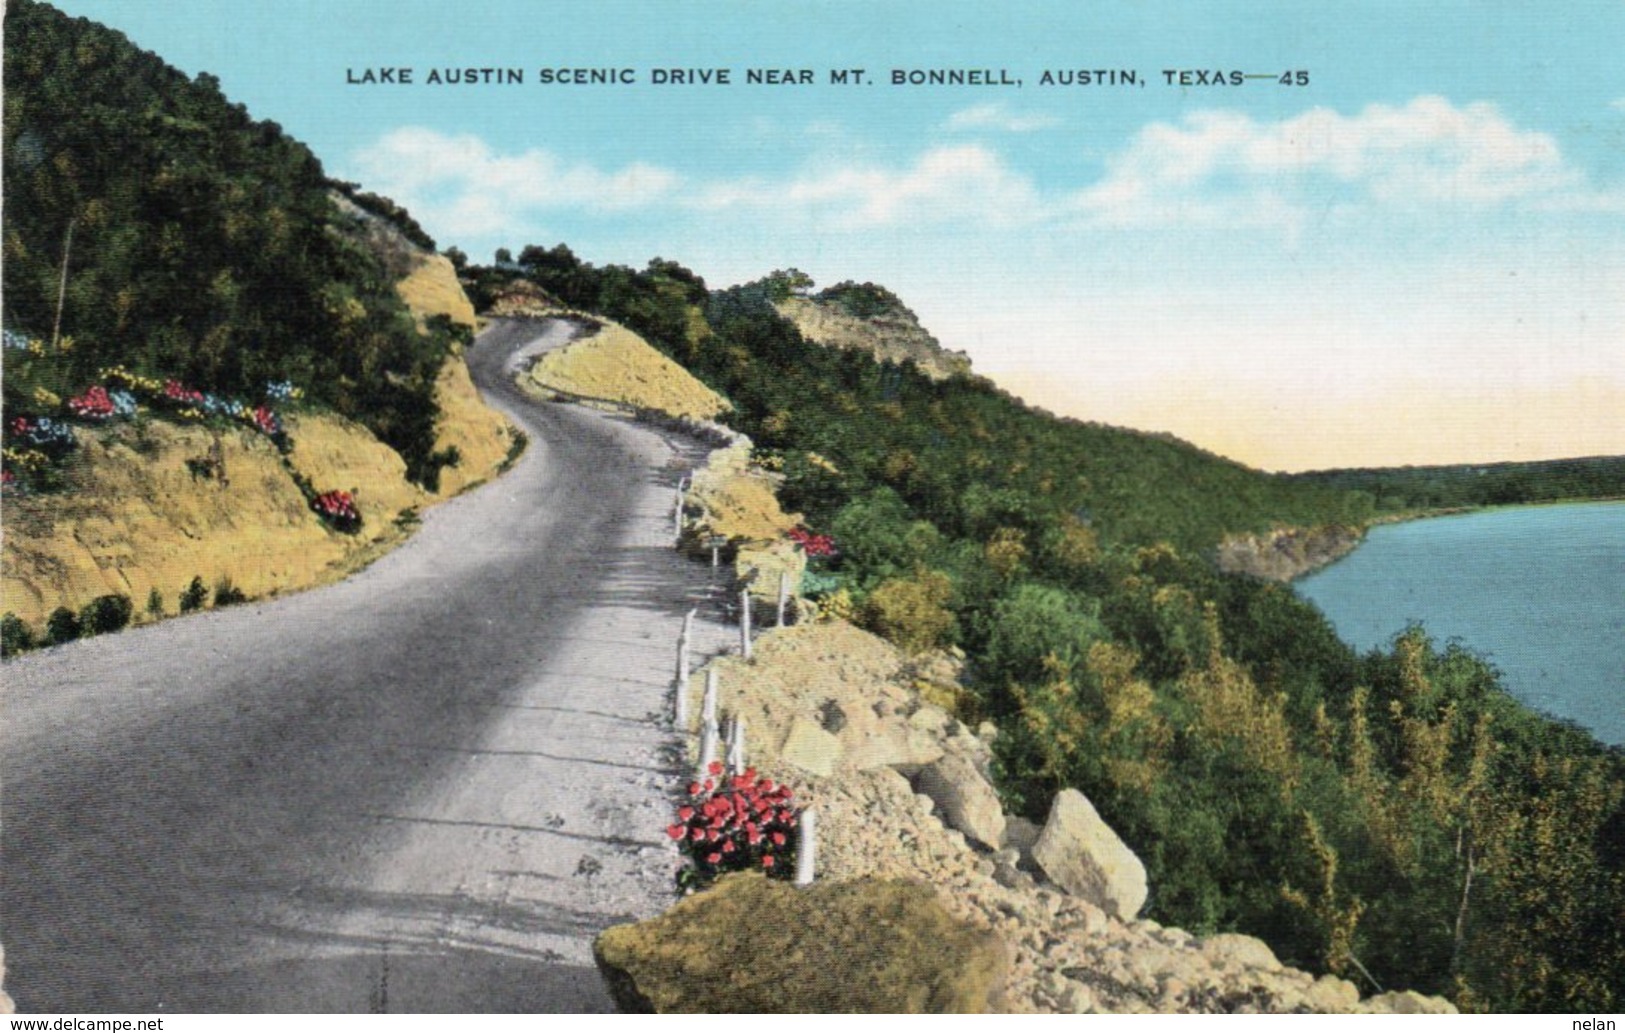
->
left=32, top=387, right=61, bottom=407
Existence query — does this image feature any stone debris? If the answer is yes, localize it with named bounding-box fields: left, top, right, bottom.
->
left=671, top=620, right=1459, bottom=1014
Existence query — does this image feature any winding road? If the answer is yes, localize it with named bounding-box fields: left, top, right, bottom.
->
left=2, top=318, right=735, bottom=1012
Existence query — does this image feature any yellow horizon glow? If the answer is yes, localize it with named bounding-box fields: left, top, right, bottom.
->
left=991, top=369, right=1625, bottom=474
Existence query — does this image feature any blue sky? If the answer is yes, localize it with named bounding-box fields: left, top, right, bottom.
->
left=37, top=0, right=1625, bottom=469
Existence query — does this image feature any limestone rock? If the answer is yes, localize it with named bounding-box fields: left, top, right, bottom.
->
left=593, top=873, right=1006, bottom=1012
left=1199, top=932, right=1281, bottom=973
left=1359, top=990, right=1458, bottom=1014
left=914, top=752, right=1007, bottom=849
left=1031, top=789, right=1147, bottom=920
left=781, top=717, right=842, bottom=778
left=1002, top=816, right=1041, bottom=857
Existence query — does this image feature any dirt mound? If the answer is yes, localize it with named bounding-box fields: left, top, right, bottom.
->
left=527, top=320, right=729, bottom=421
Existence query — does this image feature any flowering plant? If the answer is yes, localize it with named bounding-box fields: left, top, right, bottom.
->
left=667, top=761, right=800, bottom=892
left=788, top=526, right=838, bottom=558
left=311, top=489, right=362, bottom=533
left=67, top=385, right=116, bottom=421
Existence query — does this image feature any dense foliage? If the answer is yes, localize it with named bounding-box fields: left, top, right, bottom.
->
left=1291, top=456, right=1625, bottom=512
left=2, top=0, right=459, bottom=486
left=479, top=246, right=1625, bottom=1010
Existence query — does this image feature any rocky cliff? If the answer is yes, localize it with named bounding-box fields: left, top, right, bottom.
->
left=1215, top=524, right=1365, bottom=581
left=774, top=292, right=973, bottom=382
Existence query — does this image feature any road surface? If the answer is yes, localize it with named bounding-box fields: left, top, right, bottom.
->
left=2, top=318, right=736, bottom=1012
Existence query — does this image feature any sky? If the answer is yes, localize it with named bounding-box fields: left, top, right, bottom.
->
left=33, top=0, right=1625, bottom=471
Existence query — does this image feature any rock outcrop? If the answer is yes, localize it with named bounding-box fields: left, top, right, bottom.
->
left=1215, top=524, right=1364, bottom=581
left=915, top=753, right=1006, bottom=850
left=1031, top=789, right=1149, bottom=920
left=643, top=620, right=1459, bottom=1014
left=594, top=873, right=1005, bottom=1012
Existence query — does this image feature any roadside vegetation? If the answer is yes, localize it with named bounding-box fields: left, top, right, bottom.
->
left=470, top=247, right=1625, bottom=1011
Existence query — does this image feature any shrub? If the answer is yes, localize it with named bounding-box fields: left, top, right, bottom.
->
left=46, top=606, right=82, bottom=645
left=213, top=576, right=247, bottom=607
left=2, top=613, right=36, bottom=656
left=667, top=762, right=800, bottom=892
left=79, top=593, right=133, bottom=636
left=861, top=570, right=956, bottom=654
left=146, top=587, right=165, bottom=618
left=179, top=576, right=208, bottom=613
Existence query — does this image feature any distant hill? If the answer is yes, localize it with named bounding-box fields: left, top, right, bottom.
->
left=1289, top=455, right=1625, bottom=512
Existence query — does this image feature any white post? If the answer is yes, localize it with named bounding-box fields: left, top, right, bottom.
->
left=710, top=543, right=720, bottom=568
left=740, top=587, right=753, bottom=659
left=795, top=808, right=817, bottom=886
left=674, top=635, right=690, bottom=729
left=698, top=719, right=718, bottom=779
left=702, top=668, right=718, bottom=727
left=726, top=716, right=746, bottom=776
left=776, top=570, right=790, bottom=628
left=682, top=607, right=696, bottom=642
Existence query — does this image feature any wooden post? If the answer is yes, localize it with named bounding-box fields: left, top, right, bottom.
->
left=674, top=631, right=690, bottom=729
left=776, top=570, right=790, bottom=628
left=795, top=808, right=817, bottom=886
left=702, top=668, right=718, bottom=727
left=698, top=719, right=718, bottom=779
left=739, top=587, right=753, bottom=659
left=726, top=716, right=746, bottom=776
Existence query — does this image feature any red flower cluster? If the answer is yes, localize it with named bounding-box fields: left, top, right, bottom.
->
left=311, top=489, right=361, bottom=532
left=251, top=404, right=282, bottom=438
left=788, top=526, right=838, bottom=558
left=667, top=761, right=799, bottom=890
left=67, top=385, right=115, bottom=420
left=163, top=379, right=205, bottom=406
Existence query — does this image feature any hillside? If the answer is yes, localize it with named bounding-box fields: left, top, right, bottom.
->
left=466, top=243, right=1625, bottom=1011
left=1, top=0, right=517, bottom=645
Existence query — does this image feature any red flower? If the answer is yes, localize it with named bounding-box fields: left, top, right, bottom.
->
left=677, top=805, right=694, bottom=822
left=707, top=852, right=722, bottom=864
left=721, top=840, right=736, bottom=854
left=666, top=824, right=685, bottom=840
left=707, top=760, right=724, bottom=776
left=771, top=831, right=786, bottom=847
left=690, top=827, right=706, bottom=841
left=762, top=855, right=775, bottom=868
left=688, top=782, right=702, bottom=796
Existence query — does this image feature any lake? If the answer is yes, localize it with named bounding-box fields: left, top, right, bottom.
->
left=1294, top=501, right=1625, bottom=746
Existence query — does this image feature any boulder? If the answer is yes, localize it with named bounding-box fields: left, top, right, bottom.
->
left=1031, top=789, right=1148, bottom=920
left=781, top=717, right=842, bottom=778
left=1199, top=932, right=1281, bottom=973
left=1359, top=990, right=1457, bottom=1014
left=914, top=752, right=1007, bottom=849
left=594, top=873, right=1006, bottom=1012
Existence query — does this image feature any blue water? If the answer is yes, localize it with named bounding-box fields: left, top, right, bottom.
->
left=1295, top=501, right=1625, bottom=746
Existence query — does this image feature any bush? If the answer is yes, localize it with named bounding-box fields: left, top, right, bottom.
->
left=667, top=762, right=800, bottom=892
left=2, top=613, right=36, bottom=656
left=146, top=587, right=165, bottom=618
left=179, top=576, right=208, bottom=613
left=79, top=594, right=133, bottom=636
left=213, top=576, right=247, bottom=607
left=861, top=570, right=956, bottom=654
left=46, top=606, right=82, bottom=645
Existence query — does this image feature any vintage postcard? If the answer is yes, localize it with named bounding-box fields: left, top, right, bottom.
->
left=4, top=0, right=1622, bottom=1019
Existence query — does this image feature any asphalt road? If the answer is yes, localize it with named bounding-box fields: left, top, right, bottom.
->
left=2, top=318, right=735, bottom=1012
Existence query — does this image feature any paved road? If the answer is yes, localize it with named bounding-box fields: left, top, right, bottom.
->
left=2, top=318, right=735, bottom=1012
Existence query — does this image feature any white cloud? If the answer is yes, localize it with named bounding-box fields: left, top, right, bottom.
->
left=691, top=145, right=1047, bottom=229
left=1070, top=96, right=1599, bottom=230
left=945, top=103, right=1061, bottom=133
left=347, top=127, right=678, bottom=238
left=1612, top=97, right=1625, bottom=112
